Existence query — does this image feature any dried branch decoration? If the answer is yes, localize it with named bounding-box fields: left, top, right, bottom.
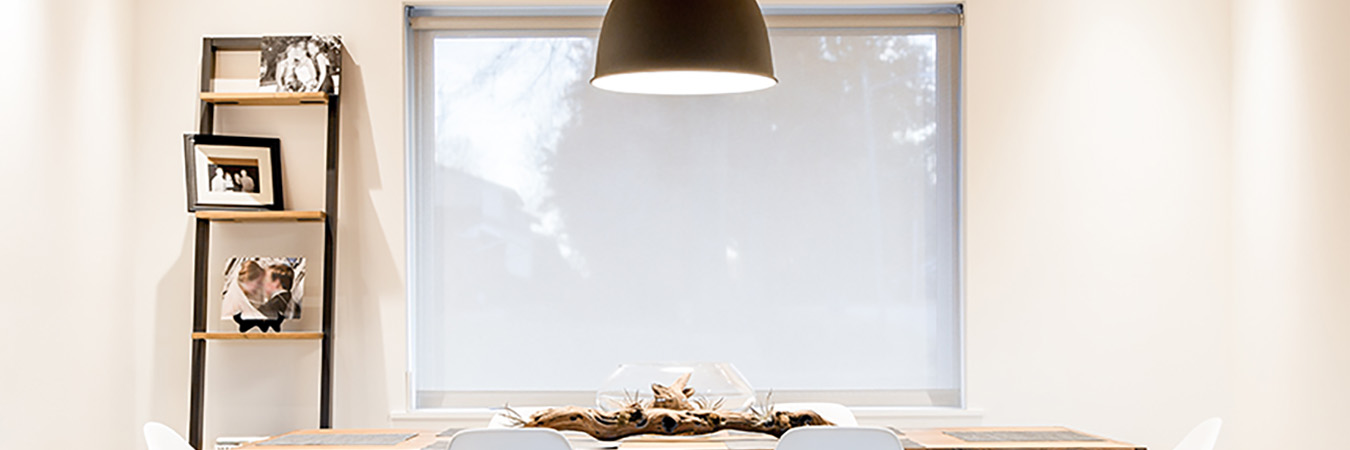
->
left=518, top=374, right=833, bottom=440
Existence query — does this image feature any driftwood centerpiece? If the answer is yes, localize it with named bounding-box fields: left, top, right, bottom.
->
left=512, top=373, right=833, bottom=440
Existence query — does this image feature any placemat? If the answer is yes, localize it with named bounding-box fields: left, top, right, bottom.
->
left=436, top=428, right=464, bottom=437
left=258, top=433, right=419, bottom=446
left=944, top=431, right=1104, bottom=442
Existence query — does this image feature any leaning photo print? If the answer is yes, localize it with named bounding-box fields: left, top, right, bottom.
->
left=221, top=256, right=306, bottom=332
left=259, top=34, right=342, bottom=94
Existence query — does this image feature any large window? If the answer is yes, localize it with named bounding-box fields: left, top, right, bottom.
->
left=408, top=6, right=963, bottom=410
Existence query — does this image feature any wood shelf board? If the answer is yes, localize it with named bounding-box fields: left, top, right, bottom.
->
left=195, top=210, right=326, bottom=222
left=193, top=332, right=324, bottom=340
left=200, top=92, right=329, bottom=105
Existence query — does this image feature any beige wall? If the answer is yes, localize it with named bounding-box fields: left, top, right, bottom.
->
left=1, top=0, right=1346, bottom=449
left=125, top=0, right=414, bottom=443
left=963, top=0, right=1233, bottom=447
left=0, top=0, right=139, bottom=448
left=1231, top=0, right=1350, bottom=449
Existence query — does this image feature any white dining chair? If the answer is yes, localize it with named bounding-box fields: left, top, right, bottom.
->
left=775, top=426, right=904, bottom=450
left=447, top=428, right=574, bottom=450
left=1171, top=418, right=1222, bottom=450
left=143, top=422, right=194, bottom=450
left=771, top=402, right=858, bottom=427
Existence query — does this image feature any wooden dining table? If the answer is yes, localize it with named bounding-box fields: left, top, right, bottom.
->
left=238, top=426, right=1144, bottom=450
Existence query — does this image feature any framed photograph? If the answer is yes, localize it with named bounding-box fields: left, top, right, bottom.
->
left=220, top=256, right=306, bottom=332
left=259, top=34, right=342, bottom=94
left=183, top=134, right=283, bottom=212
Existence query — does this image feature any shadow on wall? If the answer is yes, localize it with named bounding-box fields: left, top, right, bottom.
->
left=149, top=222, right=196, bottom=431
left=333, top=47, right=403, bottom=425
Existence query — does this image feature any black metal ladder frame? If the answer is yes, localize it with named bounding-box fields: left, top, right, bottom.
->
left=188, top=36, right=340, bottom=450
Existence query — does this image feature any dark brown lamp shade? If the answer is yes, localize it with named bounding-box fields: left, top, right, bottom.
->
left=592, top=0, right=777, bottom=95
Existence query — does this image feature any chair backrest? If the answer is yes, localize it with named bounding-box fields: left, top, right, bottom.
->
left=447, top=428, right=574, bottom=450
left=143, top=422, right=194, bottom=450
left=1172, top=418, right=1222, bottom=450
left=771, top=402, right=858, bottom=427
left=775, top=426, right=903, bottom=450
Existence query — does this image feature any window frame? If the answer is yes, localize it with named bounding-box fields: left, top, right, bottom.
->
left=404, top=4, right=967, bottom=413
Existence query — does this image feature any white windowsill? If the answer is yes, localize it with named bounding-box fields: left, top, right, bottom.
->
left=389, top=407, right=984, bottom=429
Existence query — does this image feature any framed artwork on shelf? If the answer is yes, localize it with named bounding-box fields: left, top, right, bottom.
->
left=259, top=34, right=343, bottom=94
left=183, top=133, right=283, bottom=212
left=221, top=256, right=306, bottom=333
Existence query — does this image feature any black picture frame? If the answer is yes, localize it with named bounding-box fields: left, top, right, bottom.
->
left=183, top=133, right=284, bottom=212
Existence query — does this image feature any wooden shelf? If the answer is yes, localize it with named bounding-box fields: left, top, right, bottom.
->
left=193, top=332, right=324, bottom=340
left=196, top=210, right=326, bottom=222
left=200, top=92, right=329, bottom=106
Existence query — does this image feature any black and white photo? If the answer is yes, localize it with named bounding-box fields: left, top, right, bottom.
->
left=207, top=160, right=261, bottom=193
left=259, top=35, right=342, bottom=94
left=183, top=133, right=283, bottom=211
left=220, top=256, right=306, bottom=333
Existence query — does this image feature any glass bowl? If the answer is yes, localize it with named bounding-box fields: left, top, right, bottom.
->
left=596, top=362, right=755, bottom=412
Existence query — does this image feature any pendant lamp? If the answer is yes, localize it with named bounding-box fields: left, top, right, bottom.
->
left=592, top=0, right=776, bottom=95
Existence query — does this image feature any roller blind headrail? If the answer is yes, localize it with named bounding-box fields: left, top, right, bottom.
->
left=407, top=4, right=963, bottom=30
